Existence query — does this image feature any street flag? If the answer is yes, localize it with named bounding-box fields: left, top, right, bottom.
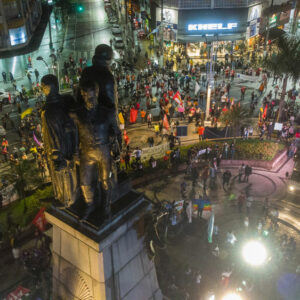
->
left=262, top=104, right=268, bottom=119
left=208, top=212, right=215, bottom=244
left=4, top=286, right=30, bottom=300
left=163, top=114, right=170, bottom=130
left=32, top=207, right=47, bottom=232
left=129, top=108, right=138, bottom=123
left=173, top=91, right=182, bottom=105
left=193, top=199, right=212, bottom=211
left=21, top=108, right=33, bottom=119
left=118, top=112, right=125, bottom=124
left=33, top=132, right=42, bottom=147
left=195, top=81, right=200, bottom=95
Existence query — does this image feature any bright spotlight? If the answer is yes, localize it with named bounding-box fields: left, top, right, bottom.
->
left=222, top=293, right=242, bottom=300
left=289, top=185, right=295, bottom=191
left=243, top=240, right=267, bottom=266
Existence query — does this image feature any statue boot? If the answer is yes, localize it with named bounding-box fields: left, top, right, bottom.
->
left=81, top=185, right=95, bottom=220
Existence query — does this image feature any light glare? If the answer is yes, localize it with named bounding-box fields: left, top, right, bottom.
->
left=222, top=293, right=242, bottom=300
left=243, top=240, right=267, bottom=266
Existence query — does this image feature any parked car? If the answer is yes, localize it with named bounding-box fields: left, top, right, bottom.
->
left=113, top=37, right=124, bottom=49
left=0, top=89, right=10, bottom=104
left=108, top=17, right=118, bottom=24
left=0, top=125, right=6, bottom=137
left=111, top=24, right=122, bottom=35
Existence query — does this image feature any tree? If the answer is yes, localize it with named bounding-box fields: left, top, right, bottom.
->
left=263, top=34, right=300, bottom=120
left=219, top=104, right=247, bottom=137
left=12, top=160, right=44, bottom=199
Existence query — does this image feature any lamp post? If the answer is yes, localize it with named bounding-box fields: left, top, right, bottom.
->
left=36, top=56, right=51, bottom=73
left=49, top=53, right=60, bottom=91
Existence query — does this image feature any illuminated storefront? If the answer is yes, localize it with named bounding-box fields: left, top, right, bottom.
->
left=177, top=8, right=248, bottom=42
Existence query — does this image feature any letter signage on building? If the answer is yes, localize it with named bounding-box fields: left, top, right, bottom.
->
left=188, top=23, right=238, bottom=31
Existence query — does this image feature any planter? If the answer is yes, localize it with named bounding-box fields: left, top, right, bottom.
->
left=220, top=148, right=287, bottom=170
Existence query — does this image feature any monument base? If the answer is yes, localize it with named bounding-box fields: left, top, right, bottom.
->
left=46, top=192, right=162, bottom=300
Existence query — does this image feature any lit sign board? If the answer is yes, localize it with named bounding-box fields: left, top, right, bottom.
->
left=269, top=15, right=277, bottom=26
left=188, top=23, right=238, bottom=31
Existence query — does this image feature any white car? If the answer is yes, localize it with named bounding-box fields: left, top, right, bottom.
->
left=113, top=37, right=124, bottom=49
left=0, top=89, right=10, bottom=104
left=0, top=125, right=6, bottom=136
left=112, top=24, right=122, bottom=35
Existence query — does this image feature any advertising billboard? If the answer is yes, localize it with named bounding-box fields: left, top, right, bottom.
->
left=178, top=8, right=248, bottom=36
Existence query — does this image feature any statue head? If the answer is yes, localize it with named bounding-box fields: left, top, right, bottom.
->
left=79, top=79, right=99, bottom=111
left=41, top=74, right=59, bottom=97
left=92, top=44, right=113, bottom=67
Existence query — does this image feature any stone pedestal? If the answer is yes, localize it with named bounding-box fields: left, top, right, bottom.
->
left=45, top=194, right=162, bottom=300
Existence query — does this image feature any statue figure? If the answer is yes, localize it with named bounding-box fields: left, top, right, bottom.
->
left=40, top=74, right=79, bottom=206
left=70, top=79, right=122, bottom=220
left=80, top=44, right=118, bottom=111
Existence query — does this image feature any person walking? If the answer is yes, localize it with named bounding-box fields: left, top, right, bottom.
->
left=241, top=86, right=246, bottom=100
left=2, top=71, right=7, bottom=83
left=244, top=165, right=252, bottom=183
left=147, top=112, right=152, bottom=128
left=9, top=72, right=14, bottom=82
left=140, top=109, right=146, bottom=123
left=238, top=163, right=245, bottom=183
left=34, top=69, right=40, bottom=82
left=222, top=170, right=231, bottom=191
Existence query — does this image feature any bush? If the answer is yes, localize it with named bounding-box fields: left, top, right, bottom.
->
left=0, top=185, right=53, bottom=241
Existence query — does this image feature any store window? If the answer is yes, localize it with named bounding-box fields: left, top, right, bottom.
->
left=9, top=25, right=27, bottom=46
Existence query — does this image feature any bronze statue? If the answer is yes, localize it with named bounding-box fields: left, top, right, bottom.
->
left=80, top=44, right=118, bottom=111
left=70, top=79, right=122, bottom=220
left=41, top=45, right=122, bottom=221
left=40, top=74, right=79, bottom=207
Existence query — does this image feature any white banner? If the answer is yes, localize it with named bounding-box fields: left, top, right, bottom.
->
left=236, top=73, right=260, bottom=82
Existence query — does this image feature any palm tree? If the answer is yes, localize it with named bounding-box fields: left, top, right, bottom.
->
left=263, top=34, right=300, bottom=121
left=219, top=104, right=247, bottom=137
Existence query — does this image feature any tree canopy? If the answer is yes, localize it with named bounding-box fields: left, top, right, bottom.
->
left=264, top=34, right=300, bottom=84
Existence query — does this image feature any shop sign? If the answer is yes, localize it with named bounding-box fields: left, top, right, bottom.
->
left=269, top=15, right=278, bottom=27
left=188, top=23, right=237, bottom=31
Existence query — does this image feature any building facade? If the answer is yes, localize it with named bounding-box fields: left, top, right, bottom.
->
left=0, top=0, right=42, bottom=52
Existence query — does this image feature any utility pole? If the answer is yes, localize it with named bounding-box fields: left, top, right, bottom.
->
left=48, top=3, right=53, bottom=49
left=160, top=0, right=164, bottom=68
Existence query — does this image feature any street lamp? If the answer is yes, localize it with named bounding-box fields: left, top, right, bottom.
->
left=36, top=56, right=48, bottom=68
left=242, top=240, right=267, bottom=266
left=49, top=54, right=61, bottom=91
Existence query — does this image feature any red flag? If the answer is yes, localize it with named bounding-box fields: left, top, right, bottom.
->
left=163, top=114, right=170, bottom=130
left=32, top=207, right=47, bottom=232
left=173, top=91, right=182, bottom=105
left=5, top=286, right=31, bottom=300
left=262, top=104, right=268, bottom=119
left=130, top=108, right=138, bottom=123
